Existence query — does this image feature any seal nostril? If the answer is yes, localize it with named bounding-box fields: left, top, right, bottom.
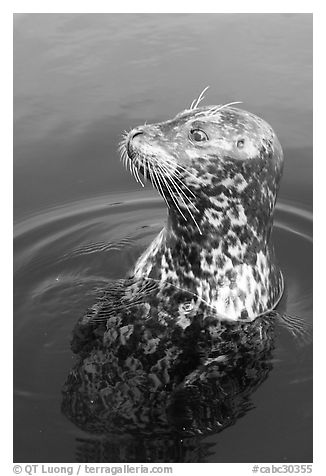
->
left=131, top=131, right=144, bottom=140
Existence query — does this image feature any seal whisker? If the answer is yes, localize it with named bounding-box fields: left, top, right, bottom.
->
left=156, top=166, right=188, bottom=221
left=149, top=160, right=203, bottom=236
left=169, top=164, right=212, bottom=190
left=189, top=100, right=196, bottom=110
left=167, top=176, right=203, bottom=235
left=133, top=160, right=145, bottom=187
left=148, top=161, right=171, bottom=209
left=149, top=161, right=168, bottom=205
left=159, top=157, right=201, bottom=184
left=159, top=164, right=202, bottom=234
left=157, top=158, right=197, bottom=193
left=122, top=149, right=128, bottom=170
left=118, top=134, right=128, bottom=155
left=143, top=157, right=148, bottom=182
left=166, top=168, right=198, bottom=201
left=132, top=164, right=141, bottom=184
left=160, top=174, right=188, bottom=220
left=190, top=86, right=210, bottom=110
left=207, top=101, right=243, bottom=116
left=124, top=153, right=132, bottom=173
left=121, top=149, right=128, bottom=170
left=124, top=152, right=129, bottom=170
left=147, top=160, right=154, bottom=186
left=155, top=159, right=199, bottom=212
left=154, top=155, right=200, bottom=185
left=131, top=164, right=138, bottom=183
left=118, top=144, right=125, bottom=161
left=173, top=176, right=197, bottom=199
left=118, top=140, right=126, bottom=150
left=152, top=166, right=171, bottom=209
left=155, top=167, right=171, bottom=209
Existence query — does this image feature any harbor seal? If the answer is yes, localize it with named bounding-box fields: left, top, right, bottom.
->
left=62, top=89, right=293, bottom=443
left=121, top=87, right=284, bottom=322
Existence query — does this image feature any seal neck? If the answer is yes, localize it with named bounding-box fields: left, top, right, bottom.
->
left=159, top=213, right=281, bottom=321
left=136, top=194, right=281, bottom=321
left=133, top=159, right=283, bottom=321
left=165, top=189, right=274, bottom=258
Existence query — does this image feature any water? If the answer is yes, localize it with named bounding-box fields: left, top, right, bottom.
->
left=13, top=14, right=312, bottom=462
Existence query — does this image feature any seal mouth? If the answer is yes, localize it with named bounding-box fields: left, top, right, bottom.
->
left=118, top=130, right=145, bottom=186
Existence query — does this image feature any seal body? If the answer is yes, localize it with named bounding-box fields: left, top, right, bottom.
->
left=62, top=97, right=285, bottom=442
left=125, top=104, right=284, bottom=321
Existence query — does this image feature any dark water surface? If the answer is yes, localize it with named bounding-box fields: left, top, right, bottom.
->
left=13, top=14, right=312, bottom=462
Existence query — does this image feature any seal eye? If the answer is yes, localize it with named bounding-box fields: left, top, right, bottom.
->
left=237, top=139, right=245, bottom=149
left=190, top=129, right=209, bottom=142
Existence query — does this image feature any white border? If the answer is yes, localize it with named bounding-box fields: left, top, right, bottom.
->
left=4, top=2, right=323, bottom=474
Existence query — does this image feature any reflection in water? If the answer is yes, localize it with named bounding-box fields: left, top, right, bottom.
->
left=74, top=434, right=217, bottom=463
left=61, top=273, right=278, bottom=462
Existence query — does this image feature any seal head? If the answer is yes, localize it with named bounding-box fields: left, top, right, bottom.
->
left=120, top=98, right=284, bottom=322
